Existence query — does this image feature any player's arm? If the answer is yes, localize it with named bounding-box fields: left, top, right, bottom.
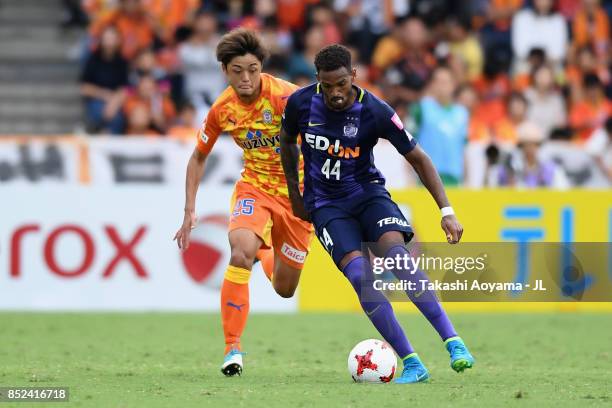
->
left=174, top=148, right=208, bottom=250
left=380, top=106, right=462, bottom=244
left=404, top=146, right=463, bottom=244
left=280, top=126, right=309, bottom=221
left=174, top=109, right=221, bottom=250
left=279, top=93, right=309, bottom=221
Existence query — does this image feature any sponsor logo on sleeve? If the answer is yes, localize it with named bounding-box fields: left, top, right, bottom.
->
left=199, top=128, right=209, bottom=144
left=391, top=113, right=404, bottom=130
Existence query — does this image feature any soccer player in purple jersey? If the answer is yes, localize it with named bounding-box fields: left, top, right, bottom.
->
left=279, top=44, right=474, bottom=383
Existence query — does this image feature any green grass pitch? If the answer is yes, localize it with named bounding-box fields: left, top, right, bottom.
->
left=1, top=312, right=611, bottom=407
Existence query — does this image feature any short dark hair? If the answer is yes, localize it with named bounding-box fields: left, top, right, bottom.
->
left=314, top=44, right=352, bottom=73
left=605, top=117, right=612, bottom=134
left=216, top=28, right=269, bottom=66
left=507, top=91, right=528, bottom=107
left=583, top=73, right=603, bottom=89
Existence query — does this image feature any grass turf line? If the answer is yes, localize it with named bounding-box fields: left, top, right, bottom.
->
left=0, top=313, right=611, bottom=407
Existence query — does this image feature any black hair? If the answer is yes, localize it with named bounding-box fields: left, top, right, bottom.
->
left=314, top=44, right=352, bottom=73
left=528, top=47, right=546, bottom=61
left=549, top=126, right=573, bottom=141
left=605, top=117, right=612, bottom=134
left=178, top=100, right=195, bottom=112
left=507, top=91, right=528, bottom=107
left=447, top=14, right=472, bottom=31
left=583, top=73, right=603, bottom=89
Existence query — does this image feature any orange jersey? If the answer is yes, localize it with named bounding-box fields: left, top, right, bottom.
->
left=196, top=73, right=300, bottom=197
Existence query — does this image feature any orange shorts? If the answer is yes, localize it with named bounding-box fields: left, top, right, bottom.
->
left=229, top=180, right=313, bottom=269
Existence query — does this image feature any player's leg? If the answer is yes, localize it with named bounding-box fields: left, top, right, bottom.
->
left=220, top=182, right=273, bottom=376
left=270, top=255, right=301, bottom=298
left=337, top=248, right=429, bottom=384
left=268, top=203, right=313, bottom=298
left=362, top=198, right=474, bottom=373
left=311, top=208, right=428, bottom=383
left=255, top=247, right=274, bottom=281
left=220, top=228, right=261, bottom=377
left=379, top=233, right=474, bottom=372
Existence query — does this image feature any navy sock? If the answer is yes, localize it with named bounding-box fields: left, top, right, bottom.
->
left=385, top=245, right=457, bottom=341
left=343, top=256, right=414, bottom=358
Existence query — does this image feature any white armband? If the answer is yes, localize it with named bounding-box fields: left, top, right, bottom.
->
left=441, top=207, right=454, bottom=217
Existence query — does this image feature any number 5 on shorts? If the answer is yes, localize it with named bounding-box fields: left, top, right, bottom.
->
left=233, top=198, right=255, bottom=216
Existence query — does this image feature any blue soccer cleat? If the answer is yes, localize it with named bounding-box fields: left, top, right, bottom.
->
left=445, top=336, right=474, bottom=373
left=394, top=353, right=429, bottom=384
left=221, top=348, right=244, bottom=377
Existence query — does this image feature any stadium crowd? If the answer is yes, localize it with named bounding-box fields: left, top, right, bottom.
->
left=75, top=0, right=612, bottom=188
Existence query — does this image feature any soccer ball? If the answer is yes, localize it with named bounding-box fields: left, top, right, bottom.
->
left=348, top=339, right=397, bottom=383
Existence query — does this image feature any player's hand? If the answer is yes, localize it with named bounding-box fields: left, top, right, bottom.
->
left=441, top=214, right=463, bottom=244
left=291, top=199, right=311, bottom=222
left=173, top=210, right=197, bottom=251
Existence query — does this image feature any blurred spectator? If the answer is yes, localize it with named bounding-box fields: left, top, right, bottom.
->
left=255, top=0, right=277, bottom=21
left=585, top=117, right=612, bottom=182
left=147, top=0, right=200, bottom=43
left=513, top=47, right=546, bottom=91
left=372, top=17, right=429, bottom=75
left=259, top=17, right=293, bottom=59
left=178, top=12, right=225, bottom=117
left=480, top=0, right=524, bottom=44
left=80, top=25, right=128, bottom=134
left=354, top=62, right=383, bottom=98
left=222, top=0, right=256, bottom=30
left=572, top=0, right=610, bottom=58
left=334, top=0, right=406, bottom=61
left=472, top=49, right=513, bottom=127
left=565, top=46, right=610, bottom=103
left=82, top=0, right=119, bottom=21
left=276, top=0, right=320, bottom=31
left=456, top=84, right=490, bottom=143
left=126, top=104, right=162, bottom=135
left=511, top=0, right=568, bottom=68
left=525, top=64, right=566, bottom=138
left=410, top=66, right=469, bottom=186
left=130, top=48, right=171, bottom=87
left=493, top=91, right=530, bottom=145
left=309, top=3, right=342, bottom=45
left=558, top=0, right=582, bottom=18
left=124, top=75, right=176, bottom=133
left=569, top=74, right=612, bottom=141
left=168, top=102, right=198, bottom=140
left=90, top=0, right=159, bottom=60
left=410, top=0, right=456, bottom=26
left=379, top=17, right=436, bottom=105
left=287, top=26, right=326, bottom=81
left=62, top=0, right=89, bottom=28
left=540, top=127, right=603, bottom=186
left=446, top=16, right=484, bottom=81
left=482, top=144, right=506, bottom=187
left=499, top=122, right=569, bottom=188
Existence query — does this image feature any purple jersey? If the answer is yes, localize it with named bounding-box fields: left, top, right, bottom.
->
left=282, top=83, right=417, bottom=211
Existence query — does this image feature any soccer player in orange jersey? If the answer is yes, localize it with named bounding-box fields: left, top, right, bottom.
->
left=173, top=29, right=313, bottom=376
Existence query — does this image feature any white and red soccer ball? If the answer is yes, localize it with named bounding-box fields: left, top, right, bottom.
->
left=348, top=339, right=397, bottom=383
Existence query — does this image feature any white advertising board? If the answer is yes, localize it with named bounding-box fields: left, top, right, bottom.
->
left=0, top=185, right=296, bottom=312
